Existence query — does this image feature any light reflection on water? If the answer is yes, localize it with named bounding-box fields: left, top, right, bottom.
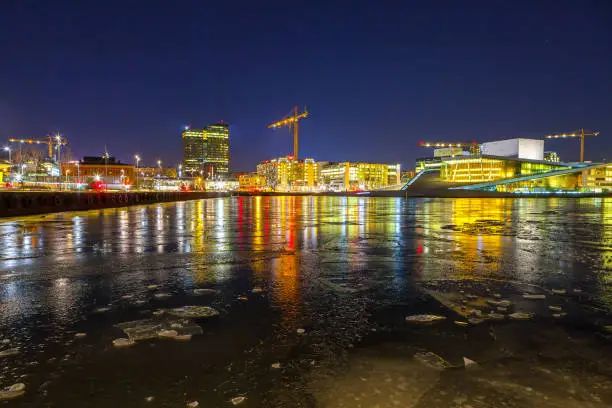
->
left=0, top=197, right=611, bottom=308
left=0, top=197, right=611, bottom=406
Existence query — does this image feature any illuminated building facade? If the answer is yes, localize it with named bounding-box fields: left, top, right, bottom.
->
left=410, top=137, right=610, bottom=194
left=401, top=170, right=415, bottom=183
left=238, top=173, right=266, bottom=190
left=440, top=156, right=568, bottom=183
left=61, top=157, right=135, bottom=183
left=256, top=156, right=319, bottom=191
left=203, top=123, right=229, bottom=178
left=182, top=127, right=205, bottom=175
left=446, top=161, right=612, bottom=193
left=182, top=123, right=230, bottom=178
left=416, top=156, right=442, bottom=173
left=302, top=158, right=319, bottom=188
left=0, top=162, right=9, bottom=183
left=544, top=151, right=560, bottom=162
left=481, top=138, right=544, bottom=160
left=319, top=162, right=401, bottom=191
left=582, top=164, right=612, bottom=191
left=138, top=167, right=178, bottom=178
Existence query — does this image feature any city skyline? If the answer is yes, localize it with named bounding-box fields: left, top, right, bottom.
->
left=1, top=1, right=611, bottom=171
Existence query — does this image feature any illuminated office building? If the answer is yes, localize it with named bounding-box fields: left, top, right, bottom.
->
left=302, top=158, right=319, bottom=188
left=581, top=164, right=612, bottom=191
left=0, top=162, right=9, bottom=183
left=181, top=123, right=230, bottom=178
left=256, top=156, right=319, bottom=191
left=61, top=157, right=135, bottom=183
left=203, top=123, right=229, bottom=178
left=238, top=173, right=266, bottom=190
left=319, top=162, right=401, bottom=191
left=182, top=127, right=205, bottom=175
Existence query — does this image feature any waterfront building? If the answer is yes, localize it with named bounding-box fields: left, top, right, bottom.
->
left=61, top=157, right=135, bottom=184
left=439, top=156, right=567, bottom=184
left=138, top=167, right=178, bottom=179
left=401, top=170, right=415, bottom=183
left=181, top=123, right=230, bottom=178
left=435, top=158, right=612, bottom=194
left=581, top=164, right=612, bottom=191
left=416, top=147, right=469, bottom=174
left=319, top=162, right=401, bottom=191
left=203, top=123, right=229, bottom=178
left=0, top=162, right=9, bottom=183
left=404, top=137, right=611, bottom=194
left=256, top=156, right=299, bottom=191
left=303, top=158, right=319, bottom=188
left=182, top=127, right=205, bottom=175
left=480, top=138, right=544, bottom=161
left=238, top=173, right=266, bottom=190
left=256, top=156, right=320, bottom=191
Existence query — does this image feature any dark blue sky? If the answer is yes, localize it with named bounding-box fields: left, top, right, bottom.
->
left=1, top=0, right=611, bottom=171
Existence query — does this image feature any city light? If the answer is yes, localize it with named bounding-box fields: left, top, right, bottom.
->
left=3, top=146, right=11, bottom=169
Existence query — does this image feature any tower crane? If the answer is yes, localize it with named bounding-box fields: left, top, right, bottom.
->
left=268, top=106, right=308, bottom=159
left=8, top=133, right=67, bottom=160
left=419, top=141, right=480, bottom=155
left=544, top=128, right=599, bottom=163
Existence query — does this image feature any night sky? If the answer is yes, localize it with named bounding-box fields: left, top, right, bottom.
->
left=1, top=1, right=611, bottom=171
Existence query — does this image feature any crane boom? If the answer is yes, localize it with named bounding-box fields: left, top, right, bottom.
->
left=419, top=142, right=478, bottom=148
left=544, top=128, right=599, bottom=162
left=8, top=134, right=67, bottom=159
left=268, top=106, right=309, bottom=159
left=420, top=141, right=480, bottom=155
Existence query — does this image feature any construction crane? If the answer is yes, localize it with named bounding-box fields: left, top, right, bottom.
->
left=419, top=141, right=480, bottom=155
left=8, top=133, right=67, bottom=160
left=268, top=106, right=308, bottom=159
left=544, top=128, right=599, bottom=162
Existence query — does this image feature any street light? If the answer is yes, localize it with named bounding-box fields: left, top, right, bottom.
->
left=55, top=133, right=62, bottom=164
left=134, top=155, right=141, bottom=190
left=178, top=164, right=182, bottom=179
left=3, top=147, right=11, bottom=171
left=20, top=164, right=27, bottom=187
left=157, top=160, right=162, bottom=177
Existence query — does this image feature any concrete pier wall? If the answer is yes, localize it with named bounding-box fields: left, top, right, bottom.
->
left=0, top=191, right=229, bottom=218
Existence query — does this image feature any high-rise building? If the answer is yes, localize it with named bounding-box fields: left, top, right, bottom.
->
left=181, top=123, right=230, bottom=178
left=203, top=123, right=229, bottom=178
left=182, top=127, right=205, bottom=175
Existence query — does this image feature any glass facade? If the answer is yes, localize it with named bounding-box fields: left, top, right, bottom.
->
left=320, top=162, right=400, bottom=191
left=203, top=123, right=229, bottom=178
left=440, top=156, right=568, bottom=183
left=182, top=128, right=205, bottom=175
left=582, top=164, right=612, bottom=191
left=493, top=173, right=581, bottom=192
left=182, top=124, right=230, bottom=178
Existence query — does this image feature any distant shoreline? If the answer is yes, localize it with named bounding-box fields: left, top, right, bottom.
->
left=1, top=190, right=611, bottom=218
